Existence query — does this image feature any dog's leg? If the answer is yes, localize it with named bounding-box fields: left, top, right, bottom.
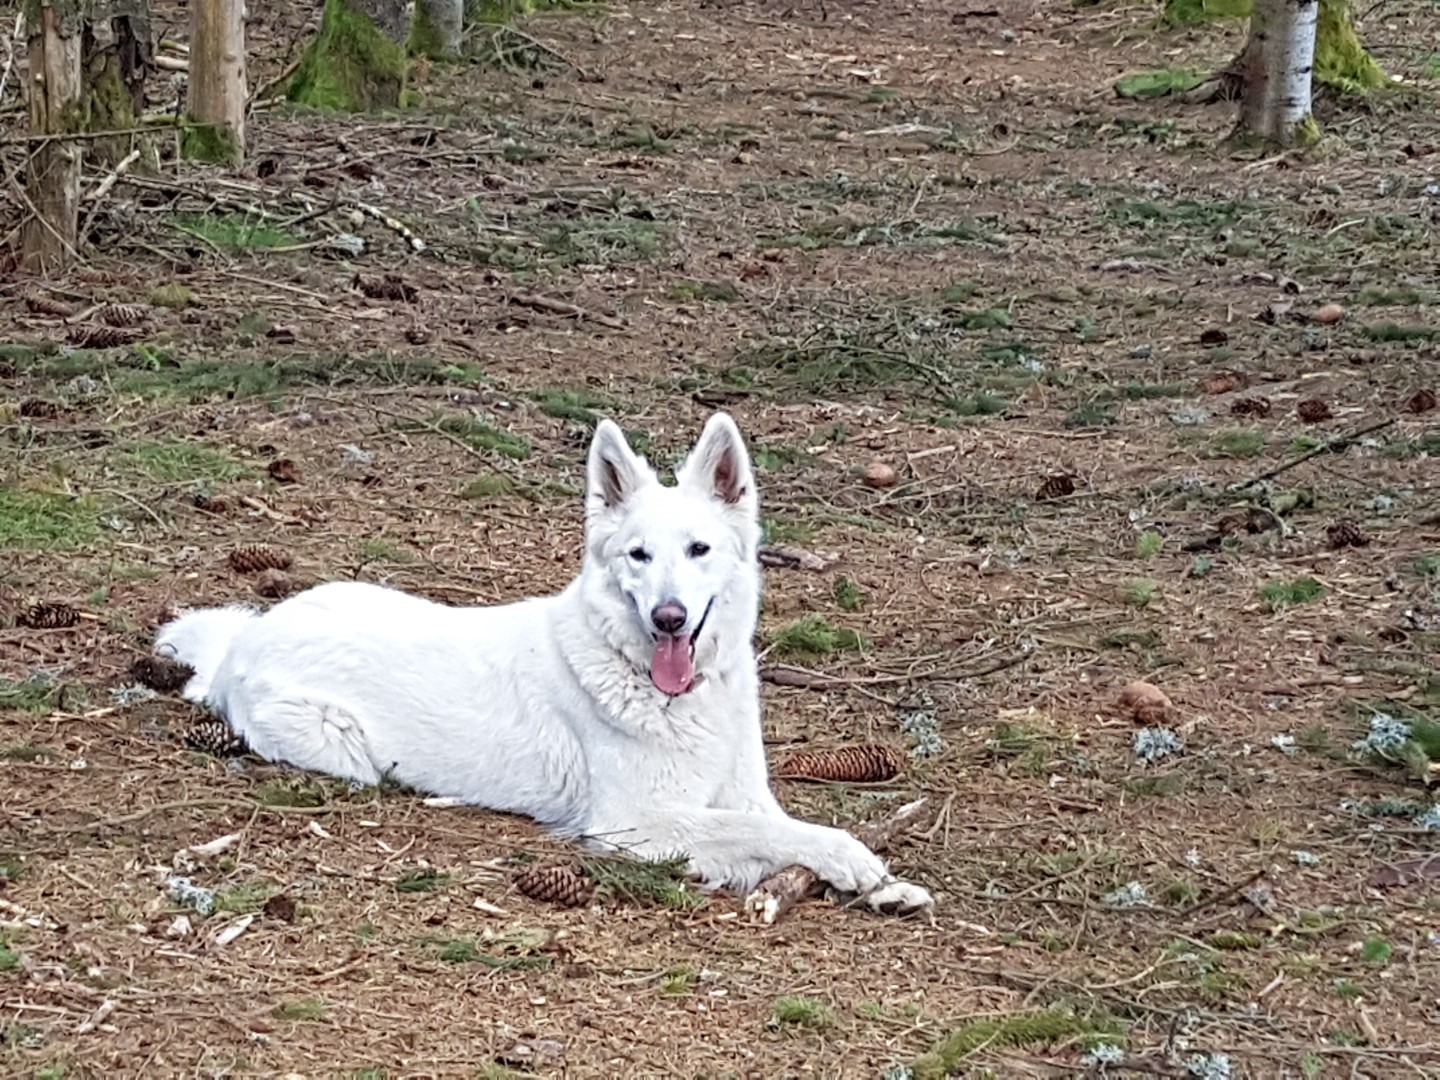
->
left=588, top=808, right=933, bottom=914
left=231, top=697, right=383, bottom=787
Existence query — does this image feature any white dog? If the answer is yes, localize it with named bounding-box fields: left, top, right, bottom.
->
left=156, top=413, right=933, bottom=914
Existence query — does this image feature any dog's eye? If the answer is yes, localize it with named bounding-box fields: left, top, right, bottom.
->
left=628, top=547, right=651, bottom=563
left=686, top=542, right=711, bottom=559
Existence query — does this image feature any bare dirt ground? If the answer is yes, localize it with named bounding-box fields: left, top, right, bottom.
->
left=2, top=0, right=1439, bottom=1076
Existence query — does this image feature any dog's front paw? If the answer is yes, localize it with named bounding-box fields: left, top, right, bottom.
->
left=805, top=828, right=889, bottom=895
left=864, top=878, right=934, bottom=916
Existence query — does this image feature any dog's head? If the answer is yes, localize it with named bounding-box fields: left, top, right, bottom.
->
left=581, top=412, right=761, bottom=696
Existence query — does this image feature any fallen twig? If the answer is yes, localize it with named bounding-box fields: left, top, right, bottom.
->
left=1179, top=867, right=1268, bottom=919
left=508, top=290, right=625, bottom=330
left=248, top=58, right=303, bottom=108
left=48, top=798, right=340, bottom=834
left=757, top=544, right=834, bottom=571
left=352, top=199, right=426, bottom=253
left=744, top=797, right=930, bottom=924
left=1233, top=417, right=1396, bottom=489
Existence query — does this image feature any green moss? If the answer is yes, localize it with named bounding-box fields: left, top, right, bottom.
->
left=767, top=614, right=868, bottom=660
left=288, top=0, right=407, bottom=111
left=180, top=121, right=239, bottom=165
left=0, top=489, right=100, bottom=550
left=1114, top=68, right=1206, bottom=99
left=147, top=284, right=192, bottom=309
left=82, top=28, right=142, bottom=164
left=407, top=1, right=453, bottom=59
left=910, top=1008, right=1121, bottom=1079
left=1293, top=113, right=1321, bottom=146
left=1162, top=0, right=1250, bottom=25
left=1315, top=0, right=1385, bottom=90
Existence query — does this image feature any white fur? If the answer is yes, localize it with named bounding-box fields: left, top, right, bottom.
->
left=155, top=413, right=933, bottom=915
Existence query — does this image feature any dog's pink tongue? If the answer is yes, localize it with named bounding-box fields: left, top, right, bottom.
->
left=651, top=636, right=695, bottom=696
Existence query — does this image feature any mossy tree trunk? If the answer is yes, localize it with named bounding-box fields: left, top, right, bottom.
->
left=410, top=0, right=463, bottom=60
left=1163, top=0, right=1384, bottom=92
left=184, top=0, right=247, bottom=165
left=1313, top=0, right=1384, bottom=89
left=288, top=0, right=410, bottom=111
left=1233, top=0, right=1319, bottom=146
left=82, top=0, right=153, bottom=165
left=22, top=0, right=85, bottom=272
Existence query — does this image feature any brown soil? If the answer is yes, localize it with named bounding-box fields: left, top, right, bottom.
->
left=2, top=1, right=1439, bottom=1076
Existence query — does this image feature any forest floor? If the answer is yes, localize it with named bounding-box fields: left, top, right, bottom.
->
left=2, top=0, right=1439, bottom=1076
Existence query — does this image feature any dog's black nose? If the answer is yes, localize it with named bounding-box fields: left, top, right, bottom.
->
left=651, top=601, right=688, bottom=636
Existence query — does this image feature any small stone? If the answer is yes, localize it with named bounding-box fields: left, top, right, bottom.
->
left=1312, top=302, right=1344, bottom=325
left=863, top=461, right=898, bottom=489
left=1118, top=681, right=1172, bottom=725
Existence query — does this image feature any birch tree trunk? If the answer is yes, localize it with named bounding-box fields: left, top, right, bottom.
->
left=185, top=0, right=248, bottom=164
left=288, top=0, right=409, bottom=111
left=22, top=0, right=85, bottom=272
left=409, top=0, right=463, bottom=60
left=1234, top=0, right=1319, bottom=146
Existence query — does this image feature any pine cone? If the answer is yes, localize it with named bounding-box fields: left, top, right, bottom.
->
left=19, top=398, right=61, bottom=419
left=1326, top=519, right=1369, bottom=549
left=1197, top=371, right=1247, bottom=395
left=254, top=569, right=294, bottom=599
left=185, top=717, right=248, bottom=757
left=1217, top=508, right=1275, bottom=537
left=19, top=602, right=81, bottom=629
left=267, top=458, right=301, bottom=484
left=227, top=544, right=294, bottom=573
left=514, top=864, right=594, bottom=907
left=1035, top=474, right=1076, bottom=501
left=353, top=274, right=418, bottom=302
left=774, top=744, right=906, bottom=783
left=1296, top=397, right=1333, bottom=423
left=99, top=303, right=148, bottom=327
left=23, top=291, right=78, bottom=318
left=67, top=324, right=141, bottom=349
left=189, top=493, right=229, bottom=514
left=1404, top=388, right=1436, bottom=414
left=1230, top=396, right=1272, bottom=417
left=131, top=655, right=194, bottom=694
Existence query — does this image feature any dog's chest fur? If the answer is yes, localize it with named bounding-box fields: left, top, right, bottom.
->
left=570, top=645, right=754, bottom=806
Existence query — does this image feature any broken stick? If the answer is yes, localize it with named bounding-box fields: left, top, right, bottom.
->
left=745, top=796, right=929, bottom=925
left=507, top=290, right=625, bottom=330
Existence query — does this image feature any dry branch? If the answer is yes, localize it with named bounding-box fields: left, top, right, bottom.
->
left=507, top=289, right=625, bottom=330
left=1233, top=417, right=1396, bottom=489
left=745, top=797, right=929, bottom=925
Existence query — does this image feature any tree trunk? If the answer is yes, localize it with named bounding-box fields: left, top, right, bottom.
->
left=1314, top=0, right=1384, bottom=90
left=1233, top=0, right=1319, bottom=146
left=410, top=0, right=463, bottom=60
left=22, top=1, right=85, bottom=273
left=184, top=0, right=248, bottom=164
left=82, top=0, right=153, bottom=166
left=288, top=0, right=410, bottom=111
left=1165, top=0, right=1383, bottom=94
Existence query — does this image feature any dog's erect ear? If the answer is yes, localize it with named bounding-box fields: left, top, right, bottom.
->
left=679, top=412, right=756, bottom=512
left=587, top=419, right=650, bottom=511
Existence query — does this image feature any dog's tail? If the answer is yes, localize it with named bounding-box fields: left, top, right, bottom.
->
left=154, top=605, right=257, bottom=703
